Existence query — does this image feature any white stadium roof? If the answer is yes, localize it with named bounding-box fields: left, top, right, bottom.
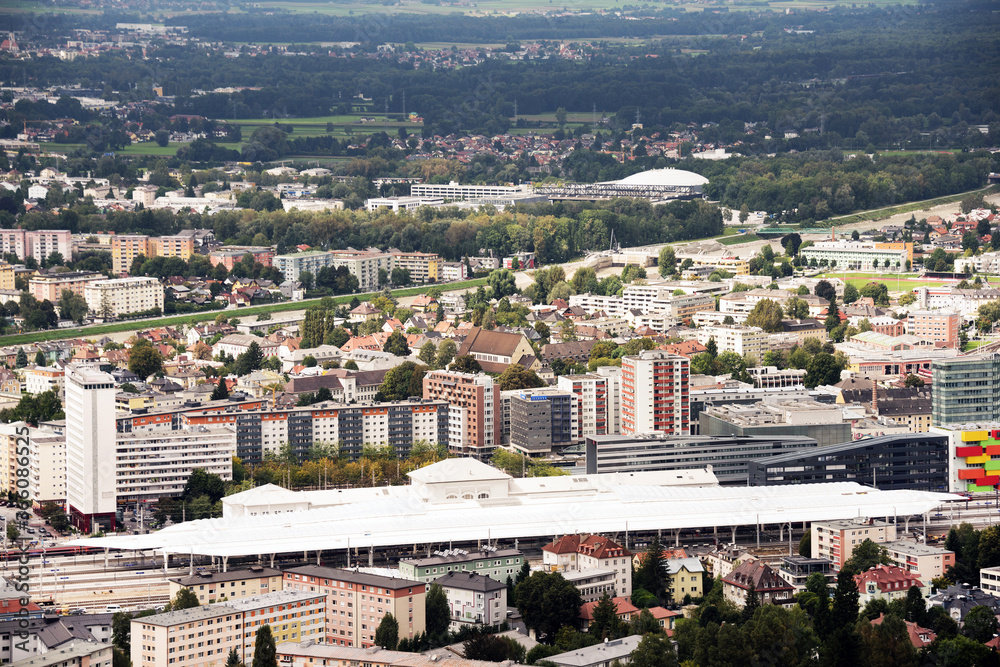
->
left=609, top=168, right=709, bottom=188
left=70, top=459, right=957, bottom=559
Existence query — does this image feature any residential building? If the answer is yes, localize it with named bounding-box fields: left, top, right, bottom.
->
left=83, top=277, right=164, bottom=318
left=213, top=334, right=280, bottom=359
left=326, top=249, right=394, bottom=291
left=116, top=394, right=447, bottom=465
left=557, top=373, right=614, bottom=440
left=544, top=635, right=642, bottom=667
left=65, top=365, right=117, bottom=533
left=577, top=599, right=639, bottom=633
left=747, top=366, right=806, bottom=389
left=0, top=263, right=12, bottom=291
left=542, top=534, right=632, bottom=598
left=0, top=230, right=71, bottom=263
left=800, top=240, right=912, bottom=271
left=130, top=590, right=325, bottom=667
left=663, top=558, right=704, bottom=604
left=811, top=519, right=898, bottom=570
left=700, top=398, right=851, bottom=447
left=883, top=541, right=955, bottom=583
left=282, top=566, right=426, bottom=647
left=391, top=251, right=440, bottom=283
left=868, top=614, right=936, bottom=649
left=854, top=566, right=924, bottom=607
left=275, top=643, right=527, bottom=667
left=132, top=185, right=157, bottom=207
left=620, top=350, right=690, bottom=436
left=271, top=250, right=339, bottom=283
left=0, top=613, right=114, bottom=665
left=28, top=271, right=103, bottom=304
left=26, top=430, right=65, bottom=506
left=838, top=385, right=933, bottom=433
left=908, top=311, right=961, bottom=348
left=979, top=566, right=1000, bottom=597
left=455, top=327, right=535, bottom=374
left=928, top=584, right=1000, bottom=624
left=209, top=247, right=274, bottom=271
left=433, top=572, right=506, bottom=630
left=422, top=371, right=499, bottom=461
left=9, top=641, right=112, bottom=667
left=696, top=325, right=769, bottom=362
left=23, top=366, right=64, bottom=395
left=111, top=234, right=151, bottom=275
left=398, top=549, right=524, bottom=584
left=167, top=566, right=283, bottom=605
left=931, top=354, right=1000, bottom=425
left=116, top=426, right=235, bottom=504
left=586, top=433, right=816, bottom=485
left=748, top=433, right=950, bottom=492
left=721, top=561, right=794, bottom=608
left=506, top=388, right=578, bottom=455
left=561, top=569, right=620, bottom=603
left=150, top=234, right=195, bottom=261
left=777, top=556, right=834, bottom=593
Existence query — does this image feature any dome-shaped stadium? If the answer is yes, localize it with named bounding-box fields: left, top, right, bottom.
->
left=613, top=168, right=710, bottom=188
left=535, top=167, right=709, bottom=203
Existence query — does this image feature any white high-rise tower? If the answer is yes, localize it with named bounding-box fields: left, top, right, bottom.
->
left=65, top=364, right=117, bottom=533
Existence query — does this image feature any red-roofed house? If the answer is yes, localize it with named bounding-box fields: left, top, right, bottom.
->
left=543, top=534, right=633, bottom=597
left=870, top=614, right=936, bottom=648
left=722, top=560, right=795, bottom=609
left=854, top=565, right=925, bottom=606
left=578, top=597, right=639, bottom=631
left=648, top=606, right=681, bottom=635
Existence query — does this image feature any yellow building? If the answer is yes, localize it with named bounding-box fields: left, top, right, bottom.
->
left=131, top=590, right=325, bottom=667
left=151, top=235, right=195, bottom=261
left=112, top=234, right=151, bottom=275
left=0, top=262, right=14, bottom=291
left=664, top=557, right=705, bottom=604
left=391, top=251, right=440, bottom=283
left=167, top=567, right=283, bottom=604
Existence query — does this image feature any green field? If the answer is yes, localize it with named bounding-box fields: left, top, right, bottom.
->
left=817, top=272, right=950, bottom=290
left=0, top=278, right=487, bottom=348
left=117, top=143, right=183, bottom=156
left=718, top=233, right=762, bottom=245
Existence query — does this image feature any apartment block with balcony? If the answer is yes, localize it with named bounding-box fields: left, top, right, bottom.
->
left=282, top=566, right=425, bottom=648
left=621, top=350, right=689, bottom=436
left=422, top=371, right=499, bottom=461
left=390, top=251, right=440, bottom=283
left=83, top=277, right=164, bottom=318
left=29, top=271, right=103, bottom=304
left=432, top=572, right=507, bottom=630
left=130, top=590, right=326, bottom=667
left=111, top=234, right=151, bottom=275
left=398, top=548, right=524, bottom=584
left=811, top=518, right=898, bottom=570
left=168, top=566, right=283, bottom=605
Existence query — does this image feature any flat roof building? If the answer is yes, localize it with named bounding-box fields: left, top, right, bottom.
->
left=931, top=354, right=1000, bottom=426
left=586, top=433, right=817, bottom=485
left=747, top=433, right=950, bottom=492
left=700, top=398, right=851, bottom=447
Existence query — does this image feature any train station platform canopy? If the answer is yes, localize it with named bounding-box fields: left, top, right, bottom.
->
left=69, top=459, right=959, bottom=560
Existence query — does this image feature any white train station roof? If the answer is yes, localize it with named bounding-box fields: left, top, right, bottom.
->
left=70, top=459, right=958, bottom=559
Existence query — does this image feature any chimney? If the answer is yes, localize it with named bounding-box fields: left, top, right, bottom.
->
left=871, top=380, right=877, bottom=415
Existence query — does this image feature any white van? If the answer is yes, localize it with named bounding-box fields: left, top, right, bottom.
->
left=104, top=604, right=127, bottom=614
